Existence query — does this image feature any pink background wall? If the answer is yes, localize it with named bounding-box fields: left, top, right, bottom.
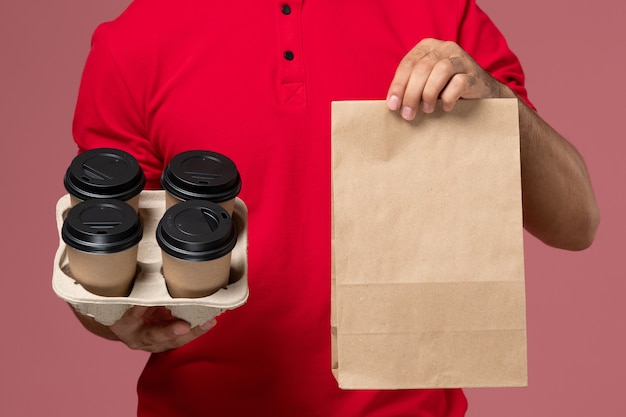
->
left=1, top=1, right=623, bottom=415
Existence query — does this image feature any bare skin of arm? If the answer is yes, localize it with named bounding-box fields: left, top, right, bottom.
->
left=386, top=38, right=599, bottom=250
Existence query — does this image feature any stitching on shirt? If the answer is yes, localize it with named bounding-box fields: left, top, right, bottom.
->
left=281, top=82, right=307, bottom=106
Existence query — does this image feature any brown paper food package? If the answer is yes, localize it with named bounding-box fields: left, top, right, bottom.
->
left=331, top=99, right=527, bottom=389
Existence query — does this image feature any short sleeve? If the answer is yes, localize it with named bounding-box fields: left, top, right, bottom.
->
left=72, top=23, right=163, bottom=189
left=456, top=0, right=535, bottom=109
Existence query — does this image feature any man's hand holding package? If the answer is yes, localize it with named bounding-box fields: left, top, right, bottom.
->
left=386, top=38, right=514, bottom=119
left=110, top=306, right=216, bottom=353
left=72, top=305, right=216, bottom=353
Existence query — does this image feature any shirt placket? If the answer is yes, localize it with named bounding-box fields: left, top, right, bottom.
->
left=276, top=0, right=307, bottom=107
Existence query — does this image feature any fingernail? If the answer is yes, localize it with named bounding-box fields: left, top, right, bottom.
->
left=422, top=101, right=432, bottom=113
left=173, top=323, right=190, bottom=336
left=387, top=95, right=401, bottom=111
left=401, top=106, right=414, bottom=120
left=200, top=319, right=217, bottom=331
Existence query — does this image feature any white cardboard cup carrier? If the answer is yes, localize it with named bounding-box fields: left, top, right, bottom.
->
left=52, top=190, right=249, bottom=327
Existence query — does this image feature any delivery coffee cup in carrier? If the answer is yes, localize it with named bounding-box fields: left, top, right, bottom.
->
left=156, top=200, right=238, bottom=298
left=64, top=148, right=146, bottom=211
left=160, top=150, right=242, bottom=214
left=62, top=199, right=143, bottom=297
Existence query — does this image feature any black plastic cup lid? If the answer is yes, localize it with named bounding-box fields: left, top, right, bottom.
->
left=62, top=199, right=143, bottom=254
left=64, top=148, right=146, bottom=201
left=160, top=150, right=242, bottom=203
left=156, top=200, right=237, bottom=262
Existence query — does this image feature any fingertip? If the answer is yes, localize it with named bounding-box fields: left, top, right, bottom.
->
left=387, top=94, right=401, bottom=111
left=128, top=305, right=149, bottom=319
left=441, top=101, right=455, bottom=112
left=172, top=322, right=191, bottom=336
left=401, top=106, right=415, bottom=121
left=200, top=318, right=217, bottom=332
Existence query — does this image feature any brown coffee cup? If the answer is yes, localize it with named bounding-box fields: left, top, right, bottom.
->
left=160, top=150, right=242, bottom=214
left=64, top=148, right=146, bottom=211
left=62, top=199, right=143, bottom=297
left=156, top=200, right=237, bottom=298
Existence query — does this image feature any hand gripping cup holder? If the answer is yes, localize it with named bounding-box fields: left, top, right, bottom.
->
left=52, top=190, right=249, bottom=327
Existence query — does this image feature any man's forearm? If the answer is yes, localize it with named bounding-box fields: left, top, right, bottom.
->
left=517, top=98, right=600, bottom=250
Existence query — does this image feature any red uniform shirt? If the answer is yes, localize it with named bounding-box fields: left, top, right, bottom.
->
left=73, top=1, right=530, bottom=415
